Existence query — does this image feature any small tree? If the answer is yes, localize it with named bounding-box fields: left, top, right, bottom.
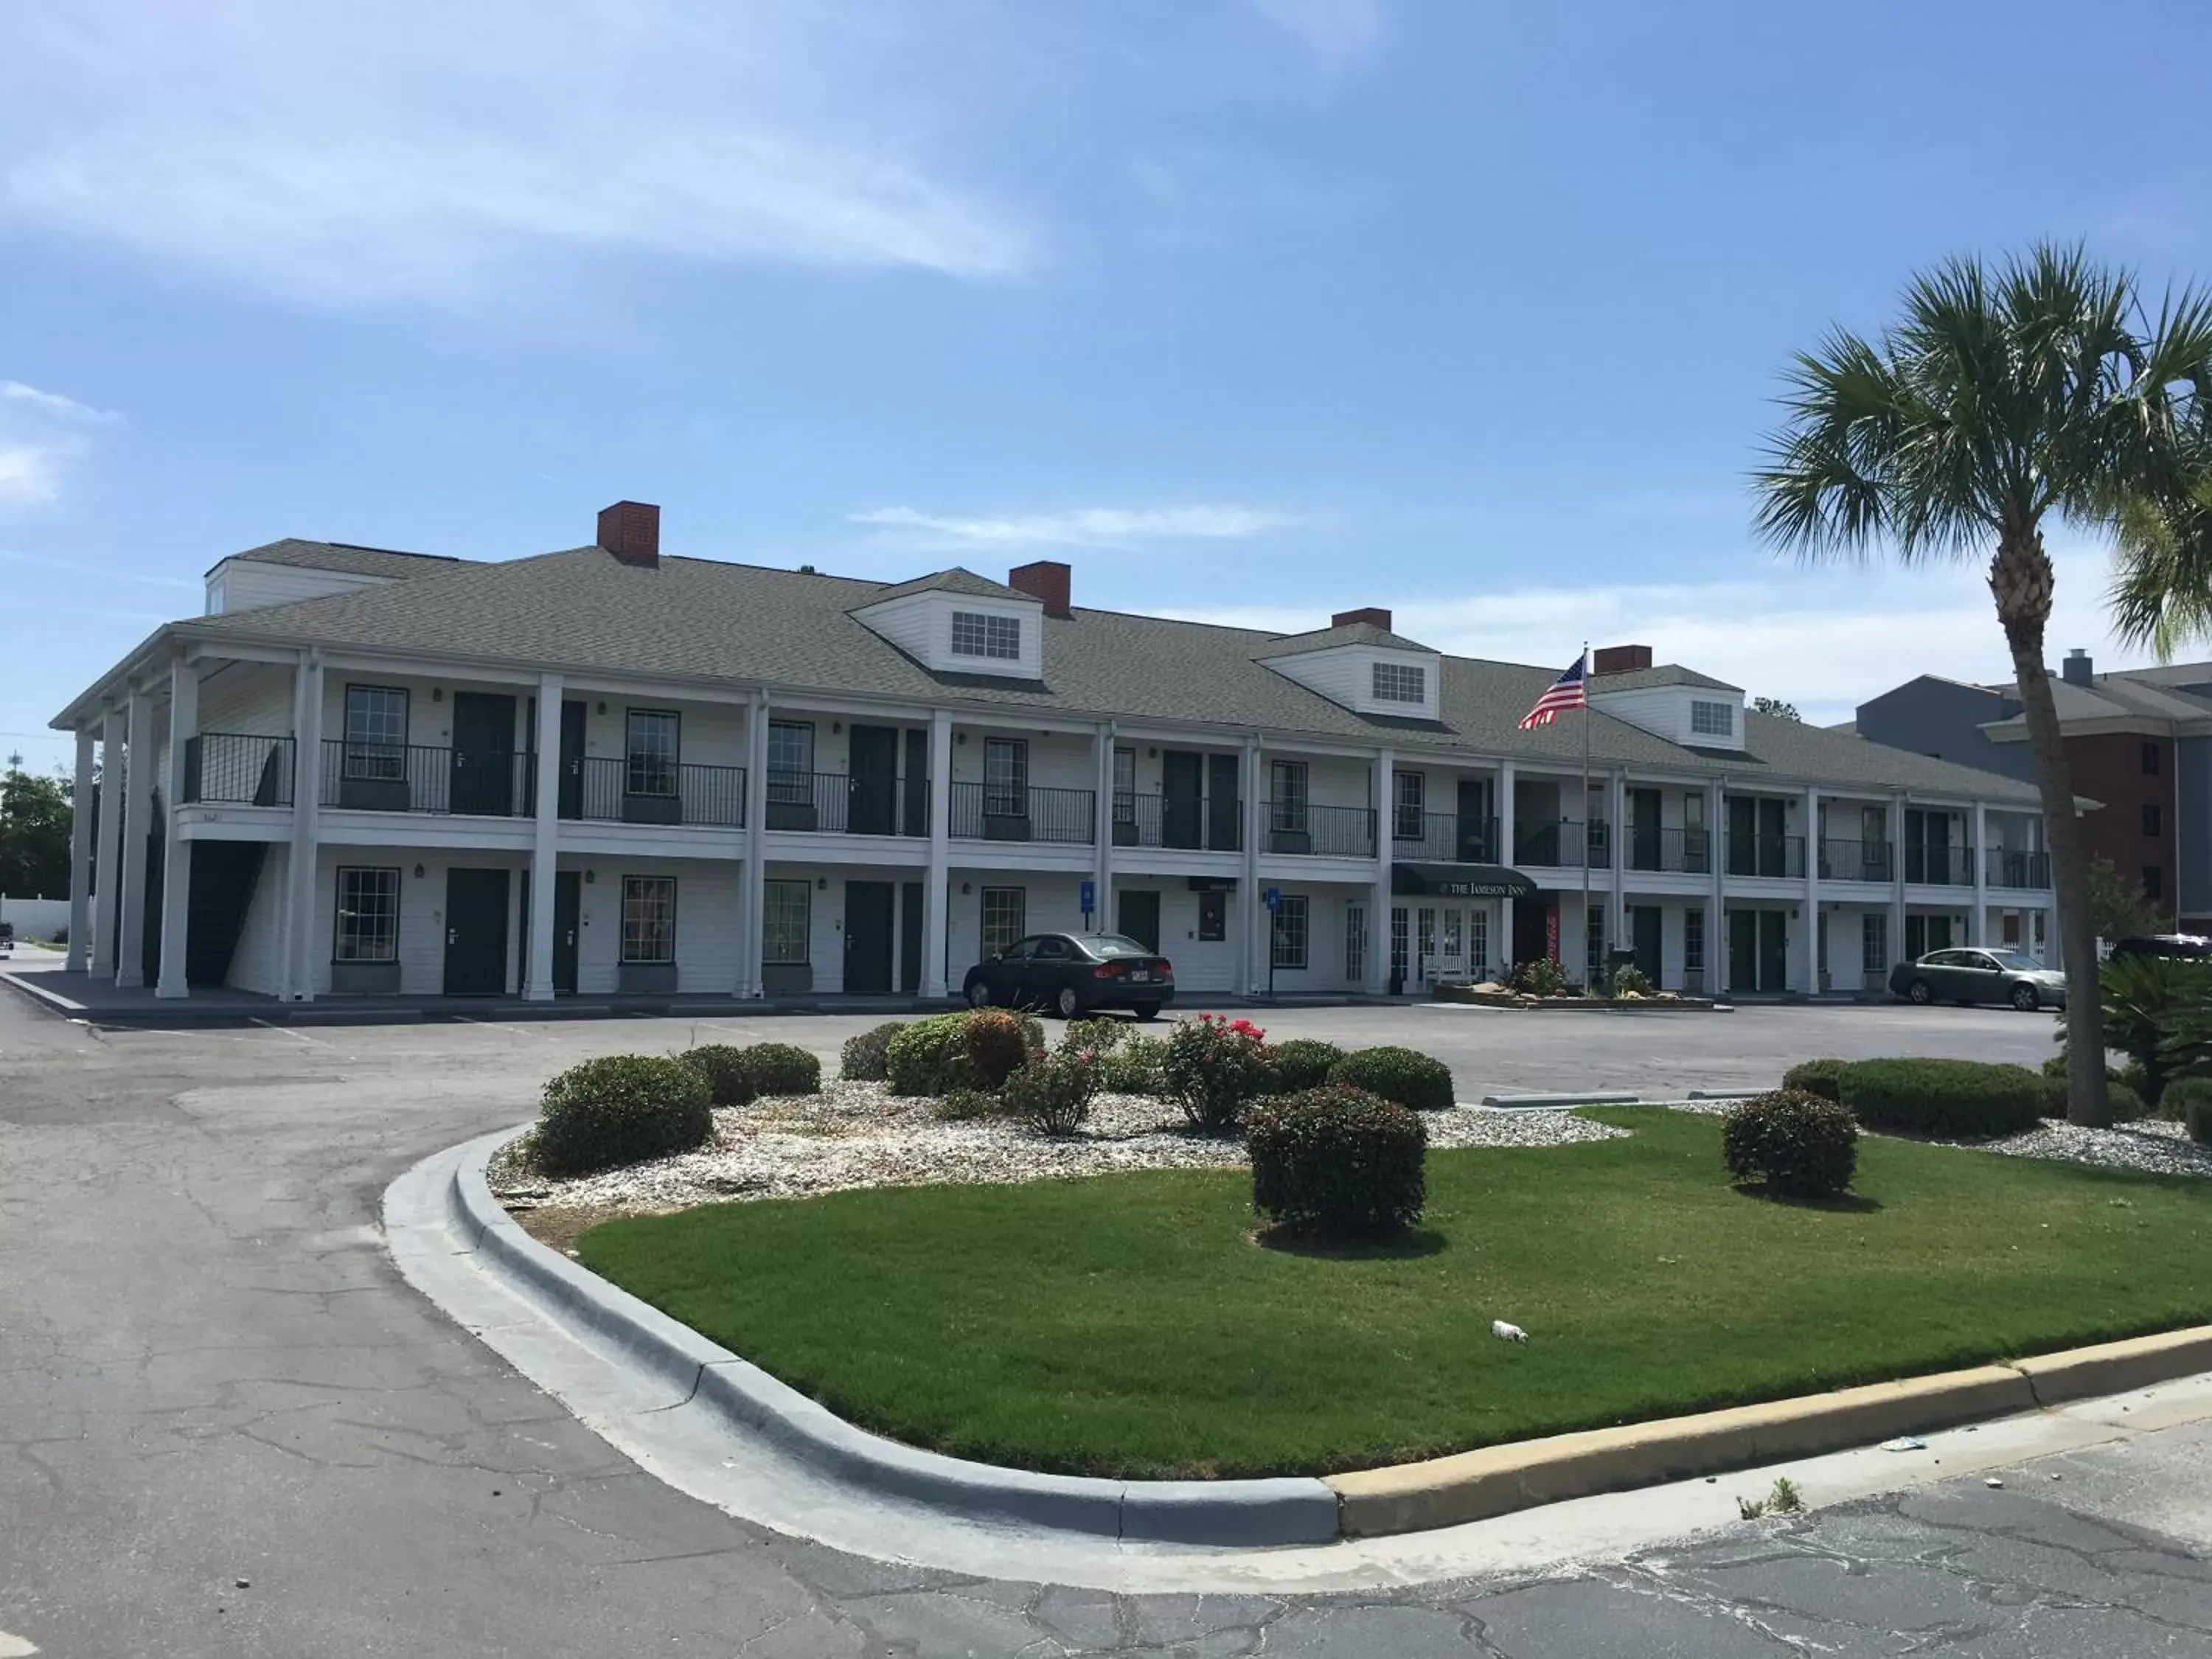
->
left=2086, top=855, right=2171, bottom=943
left=1750, top=696, right=1802, bottom=722
left=0, top=766, right=73, bottom=897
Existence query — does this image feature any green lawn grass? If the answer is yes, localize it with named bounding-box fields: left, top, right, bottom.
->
left=576, top=1110, right=2212, bottom=1480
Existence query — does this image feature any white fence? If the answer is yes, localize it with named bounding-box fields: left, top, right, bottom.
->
left=0, top=896, right=70, bottom=939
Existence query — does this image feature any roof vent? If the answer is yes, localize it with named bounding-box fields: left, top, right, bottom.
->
left=1008, top=560, right=1072, bottom=618
left=2061, top=647, right=2093, bottom=686
left=1332, top=607, right=1392, bottom=632
left=1593, top=644, right=1654, bottom=676
left=597, top=500, right=660, bottom=568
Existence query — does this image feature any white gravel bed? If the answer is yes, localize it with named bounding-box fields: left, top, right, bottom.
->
left=490, top=1081, right=1627, bottom=1218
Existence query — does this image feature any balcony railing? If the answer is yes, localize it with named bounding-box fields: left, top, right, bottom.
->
left=1512, top=819, right=1607, bottom=869
left=1725, top=833, right=1806, bottom=879
left=764, top=770, right=927, bottom=837
left=950, top=782, right=1096, bottom=844
left=1905, top=845, right=1978, bottom=886
left=319, top=741, right=535, bottom=816
left=1624, top=824, right=1711, bottom=874
left=568, top=755, right=746, bottom=829
left=1266, top=801, right=1377, bottom=858
left=183, top=732, right=293, bottom=807
left=1393, top=811, right=1499, bottom=863
left=1986, top=848, right=2052, bottom=889
left=1819, top=838, right=1894, bottom=883
left=1114, top=792, right=1242, bottom=852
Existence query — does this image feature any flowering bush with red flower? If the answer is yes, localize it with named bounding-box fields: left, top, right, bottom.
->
left=1162, top=1013, right=1272, bottom=1133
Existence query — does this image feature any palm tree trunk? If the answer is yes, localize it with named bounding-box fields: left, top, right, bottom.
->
left=1992, top=531, right=2109, bottom=1127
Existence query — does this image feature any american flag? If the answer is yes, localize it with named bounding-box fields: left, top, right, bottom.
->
left=1517, top=653, right=1589, bottom=729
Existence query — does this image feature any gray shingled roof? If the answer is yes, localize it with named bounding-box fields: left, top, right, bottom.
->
left=212, top=538, right=470, bottom=581
left=1253, top=621, right=1439, bottom=658
left=151, top=544, right=2039, bottom=801
left=863, top=567, right=1030, bottom=604
left=1590, top=664, right=1742, bottom=693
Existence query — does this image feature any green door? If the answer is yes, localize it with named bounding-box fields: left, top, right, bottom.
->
left=557, top=700, right=586, bottom=819
left=1162, top=752, right=1203, bottom=849
left=844, top=880, right=895, bottom=994
left=1208, top=754, right=1242, bottom=852
left=1727, top=796, right=1758, bottom=876
left=553, top=871, right=581, bottom=994
left=451, top=692, right=518, bottom=815
left=849, top=726, right=900, bottom=836
left=1119, top=888, right=1161, bottom=953
left=1728, top=908, right=1759, bottom=993
left=444, top=868, right=511, bottom=995
left=1630, top=788, right=1662, bottom=871
left=1759, top=910, right=1789, bottom=991
left=1632, top=905, right=1661, bottom=983
left=899, top=882, right=923, bottom=992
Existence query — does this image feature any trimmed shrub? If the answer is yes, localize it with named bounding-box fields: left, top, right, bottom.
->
left=885, top=1013, right=973, bottom=1096
left=1781, top=1057, right=1847, bottom=1105
left=1610, top=964, right=1655, bottom=998
left=1248, top=1085, right=1427, bottom=1237
left=931, top=1086, right=1005, bottom=1122
left=1001, top=1047, right=1099, bottom=1136
left=2169, top=1076, right=2212, bottom=1144
left=739, top=1042, right=820, bottom=1099
left=2104, top=1081, right=2149, bottom=1124
left=681, top=1043, right=754, bottom=1106
left=1837, top=1058, right=2046, bottom=1138
left=1099, top=1034, right=1168, bottom=1096
left=964, top=1009, right=1033, bottom=1090
left=535, top=1054, right=713, bottom=1175
left=1722, top=1088, right=1858, bottom=1200
left=841, top=1021, right=905, bottom=1082
left=1162, top=1014, right=1272, bottom=1133
left=1266, top=1037, right=1344, bottom=1095
left=2040, top=1051, right=2070, bottom=1081
left=1329, top=1045, right=1456, bottom=1113
left=1064, top=1017, right=1131, bottom=1056
left=1505, top=957, right=1569, bottom=996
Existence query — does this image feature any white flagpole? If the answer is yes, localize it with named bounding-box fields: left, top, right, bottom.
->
left=1580, top=642, right=1592, bottom=990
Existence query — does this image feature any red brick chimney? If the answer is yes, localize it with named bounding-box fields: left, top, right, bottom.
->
left=1593, top=643, right=1653, bottom=676
left=1008, top=560, right=1072, bottom=618
left=597, top=501, right=661, bottom=568
left=1332, top=606, right=1393, bottom=632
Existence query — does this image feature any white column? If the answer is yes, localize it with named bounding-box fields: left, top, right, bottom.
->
left=1498, top=762, right=1517, bottom=969
left=1971, top=801, right=1990, bottom=947
left=523, top=675, right=563, bottom=1001
left=1240, top=740, right=1264, bottom=994
left=156, top=659, right=198, bottom=998
left=1607, top=768, right=1628, bottom=964
left=1370, top=746, right=1394, bottom=994
left=280, top=653, right=324, bottom=1001
left=1706, top=778, right=1725, bottom=996
left=113, top=687, right=156, bottom=988
left=66, top=726, right=94, bottom=973
left=1802, top=786, right=1820, bottom=994
left=922, top=710, right=952, bottom=997
left=89, top=707, right=126, bottom=978
left=1891, top=790, right=1909, bottom=973
left=1092, top=723, right=1115, bottom=932
left=737, top=693, right=769, bottom=995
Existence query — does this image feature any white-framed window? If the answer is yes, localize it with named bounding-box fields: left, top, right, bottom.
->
left=1685, top=908, right=1705, bottom=976
left=762, top=880, right=810, bottom=965
left=620, top=876, right=676, bottom=964
left=1271, top=894, right=1309, bottom=970
left=1690, top=700, right=1735, bottom=737
left=344, top=685, right=408, bottom=779
left=981, top=887, right=1026, bottom=956
left=206, top=579, right=226, bottom=616
left=1442, top=908, right=1463, bottom=960
left=1861, top=912, right=1888, bottom=978
left=767, top=720, right=814, bottom=801
left=1270, top=759, right=1308, bottom=831
left=1417, top=906, right=1436, bottom=961
left=1586, top=908, right=1604, bottom=985
left=1372, top=661, right=1425, bottom=703
left=626, top=709, right=679, bottom=797
left=1394, top=770, right=1425, bottom=840
left=1113, top=745, right=1136, bottom=824
left=983, top=737, right=1028, bottom=816
left=333, top=866, right=399, bottom=962
left=1470, top=907, right=1489, bottom=975
left=1345, top=900, right=1367, bottom=982
left=951, top=611, right=1022, bottom=661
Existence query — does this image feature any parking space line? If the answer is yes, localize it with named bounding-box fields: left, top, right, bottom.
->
left=453, top=1015, right=550, bottom=1038
left=249, top=1018, right=327, bottom=1046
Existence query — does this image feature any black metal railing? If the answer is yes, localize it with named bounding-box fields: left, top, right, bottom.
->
left=761, top=770, right=926, bottom=837
left=1986, top=848, right=2052, bottom=889
left=183, top=732, right=293, bottom=807
left=1624, top=824, right=1711, bottom=874
left=1393, top=812, right=1498, bottom=863
left=1905, top=844, right=1978, bottom=886
left=1512, top=819, right=1607, bottom=869
left=1725, top=832, right=1806, bottom=879
left=568, top=755, right=746, bottom=828
left=1819, top=838, right=1893, bottom=883
left=319, top=740, right=535, bottom=816
left=1266, top=801, right=1377, bottom=858
left=1114, top=792, right=1242, bottom=851
left=950, top=782, right=1096, bottom=844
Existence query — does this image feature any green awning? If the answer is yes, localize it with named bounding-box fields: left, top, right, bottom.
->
left=1391, top=862, right=1539, bottom=899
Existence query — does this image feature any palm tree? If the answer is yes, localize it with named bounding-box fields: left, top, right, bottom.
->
left=1753, top=244, right=2212, bottom=1127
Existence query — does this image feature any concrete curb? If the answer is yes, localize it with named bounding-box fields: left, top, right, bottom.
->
left=2012, top=1328, right=2212, bottom=1408
left=445, top=1127, right=1338, bottom=1548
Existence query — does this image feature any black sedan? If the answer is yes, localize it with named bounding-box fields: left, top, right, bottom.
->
left=963, top=933, right=1175, bottom=1020
left=1888, top=947, right=2067, bottom=1012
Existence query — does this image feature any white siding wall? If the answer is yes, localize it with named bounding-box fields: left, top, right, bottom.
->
left=228, top=844, right=289, bottom=995
left=208, top=561, right=396, bottom=616
left=1257, top=647, right=1441, bottom=720
left=321, top=672, right=534, bottom=752
left=946, top=871, right=1090, bottom=981
left=1272, top=752, right=1372, bottom=811
left=849, top=592, right=1046, bottom=678
left=1109, top=878, right=1241, bottom=991
left=568, top=858, right=741, bottom=996
left=1590, top=686, right=1746, bottom=751
left=578, top=697, right=747, bottom=770
left=759, top=861, right=923, bottom=995
left=1256, top=881, right=1360, bottom=993
left=199, top=661, right=295, bottom=737
left=950, top=728, right=1096, bottom=790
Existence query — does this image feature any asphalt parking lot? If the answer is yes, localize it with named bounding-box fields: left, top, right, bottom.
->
left=7, top=982, right=2201, bottom=1659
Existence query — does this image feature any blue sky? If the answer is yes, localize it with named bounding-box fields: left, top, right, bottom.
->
left=5, top=0, right=2210, bottom=771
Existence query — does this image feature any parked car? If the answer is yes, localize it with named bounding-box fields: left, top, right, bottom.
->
left=962, top=932, right=1175, bottom=1020
left=2107, top=933, right=2212, bottom=963
left=1888, top=947, right=2067, bottom=1011
left=0, top=922, right=12, bottom=958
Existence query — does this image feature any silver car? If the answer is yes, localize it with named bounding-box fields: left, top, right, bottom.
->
left=1888, top=947, right=2066, bottom=1012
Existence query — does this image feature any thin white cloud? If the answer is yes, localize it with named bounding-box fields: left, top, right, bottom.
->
left=0, top=380, right=118, bottom=509
left=0, top=3, right=1034, bottom=305
left=0, top=549, right=193, bottom=588
left=852, top=503, right=1301, bottom=549
left=1241, top=0, right=1386, bottom=68
left=0, top=446, right=63, bottom=509
left=1, top=380, right=119, bottom=424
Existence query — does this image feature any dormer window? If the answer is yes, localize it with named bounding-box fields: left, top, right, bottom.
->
left=1373, top=661, right=1425, bottom=704
left=1691, top=700, right=1735, bottom=737
left=951, top=611, right=1021, bottom=661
